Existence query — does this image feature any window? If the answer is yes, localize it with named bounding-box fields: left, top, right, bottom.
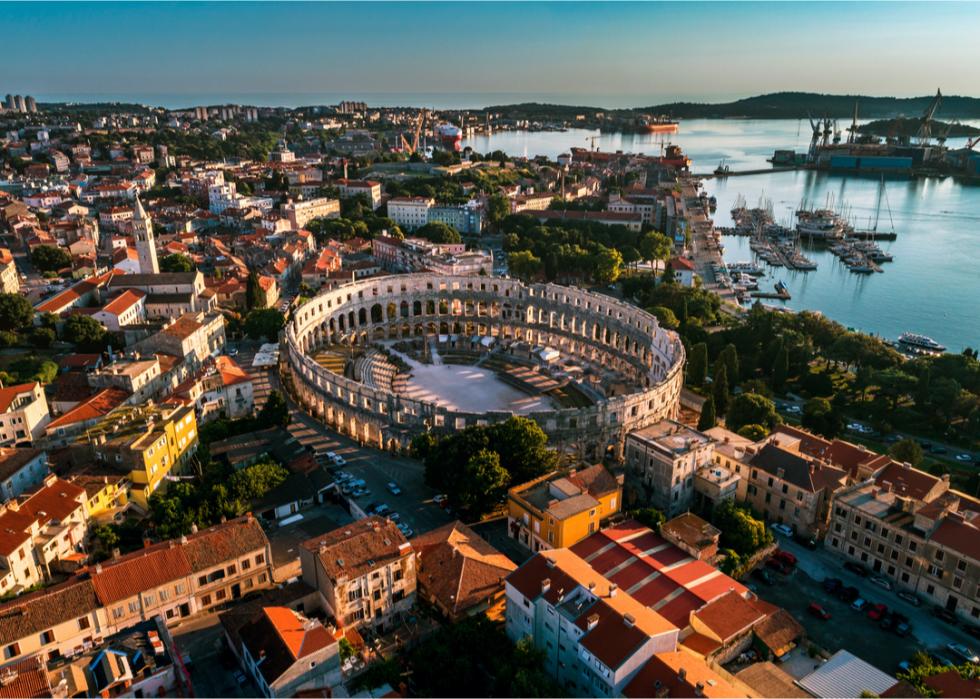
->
left=935, top=550, right=945, bottom=562
left=953, top=577, right=963, bottom=590
left=926, top=584, right=935, bottom=595
left=241, top=559, right=251, bottom=571
left=895, top=535, right=903, bottom=546
left=198, top=575, right=207, bottom=586
left=128, top=601, right=139, bottom=614
left=39, top=630, right=55, bottom=645
left=393, top=570, right=403, bottom=582
left=175, top=583, right=185, bottom=595
left=216, top=589, right=226, bottom=601
left=77, top=616, right=90, bottom=630
left=255, top=554, right=265, bottom=565
left=909, top=541, right=917, bottom=552
left=201, top=594, right=212, bottom=606
left=227, top=564, right=236, bottom=576
left=3, top=643, right=19, bottom=660
left=113, top=607, right=124, bottom=620
left=957, top=559, right=966, bottom=572
left=159, top=589, right=169, bottom=602
left=144, top=593, right=155, bottom=606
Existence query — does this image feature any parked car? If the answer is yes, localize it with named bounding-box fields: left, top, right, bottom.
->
left=955, top=453, right=972, bottom=462
left=844, top=561, right=869, bottom=577
left=373, top=504, right=391, bottom=516
left=388, top=512, right=401, bottom=522
left=769, top=523, right=793, bottom=537
left=766, top=558, right=792, bottom=575
left=386, top=481, right=402, bottom=495
left=332, top=455, right=347, bottom=466
left=896, top=590, right=921, bottom=606
left=753, top=568, right=775, bottom=586
left=894, top=620, right=911, bottom=637
left=932, top=606, right=958, bottom=624
left=774, top=550, right=797, bottom=566
left=397, top=523, right=414, bottom=538
left=851, top=598, right=868, bottom=611
left=838, top=586, right=861, bottom=604
left=433, top=494, right=448, bottom=506
left=808, top=603, right=832, bottom=620
left=823, top=577, right=843, bottom=593
left=867, top=603, right=888, bottom=621
left=879, top=612, right=896, bottom=632
left=946, top=643, right=979, bottom=664
left=870, top=575, right=894, bottom=591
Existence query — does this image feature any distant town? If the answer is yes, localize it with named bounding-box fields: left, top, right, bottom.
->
left=0, top=91, right=977, bottom=699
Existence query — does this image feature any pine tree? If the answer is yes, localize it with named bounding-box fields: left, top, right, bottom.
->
left=246, top=271, right=264, bottom=310
left=772, top=345, right=789, bottom=393
left=687, top=343, right=708, bottom=387
left=713, top=364, right=730, bottom=417
left=698, top=395, right=717, bottom=431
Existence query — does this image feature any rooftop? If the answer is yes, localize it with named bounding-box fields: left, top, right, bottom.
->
left=301, top=516, right=411, bottom=582
left=629, top=419, right=712, bottom=455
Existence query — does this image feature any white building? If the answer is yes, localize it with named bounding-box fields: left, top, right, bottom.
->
left=281, top=197, right=340, bottom=229
left=0, top=382, right=51, bottom=447
left=387, top=196, right=434, bottom=231
left=0, top=448, right=49, bottom=503
left=625, top=420, right=714, bottom=517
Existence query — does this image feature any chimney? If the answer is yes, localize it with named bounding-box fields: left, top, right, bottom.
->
left=624, top=613, right=635, bottom=628
left=545, top=557, right=556, bottom=569
left=608, top=583, right=618, bottom=598
left=678, top=668, right=687, bottom=682
left=190, top=523, right=198, bottom=534
left=95, top=563, right=103, bottom=574
left=318, top=540, right=327, bottom=554
left=695, top=681, right=705, bottom=697
left=541, top=578, right=551, bottom=594
left=111, top=548, right=120, bottom=560
left=180, top=535, right=188, bottom=545
left=587, top=613, right=600, bottom=630
left=588, top=581, right=596, bottom=592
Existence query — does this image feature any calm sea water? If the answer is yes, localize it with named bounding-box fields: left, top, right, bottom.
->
left=464, top=121, right=980, bottom=352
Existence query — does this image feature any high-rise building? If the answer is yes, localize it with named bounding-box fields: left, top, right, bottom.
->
left=3, top=94, right=12, bottom=111
left=25, top=96, right=37, bottom=113
left=132, top=196, right=160, bottom=274
left=13, top=95, right=25, bottom=112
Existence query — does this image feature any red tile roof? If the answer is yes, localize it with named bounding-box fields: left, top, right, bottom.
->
left=0, top=382, right=38, bottom=412
left=101, top=288, right=146, bottom=316
left=46, top=387, right=130, bottom=430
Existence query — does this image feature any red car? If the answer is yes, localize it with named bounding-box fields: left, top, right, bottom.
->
left=808, top=602, right=832, bottom=620
left=867, top=603, right=888, bottom=621
left=774, top=550, right=798, bottom=566
left=766, top=558, right=791, bottom=575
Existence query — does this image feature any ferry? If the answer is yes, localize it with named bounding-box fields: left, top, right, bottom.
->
left=796, top=209, right=847, bottom=240
left=898, top=332, right=946, bottom=354
left=638, top=116, right=679, bottom=134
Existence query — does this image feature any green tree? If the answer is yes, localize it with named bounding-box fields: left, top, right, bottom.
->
left=716, top=343, right=740, bottom=386
left=28, top=326, right=55, bottom=349
left=711, top=500, right=773, bottom=556
left=63, top=314, right=109, bottom=351
left=0, top=293, right=34, bottom=332
left=631, top=507, right=666, bottom=530
left=258, top=390, right=289, bottom=428
left=31, top=245, right=72, bottom=272
left=486, top=193, right=510, bottom=228
left=737, top=424, right=769, bottom=441
left=727, top=392, right=780, bottom=433
left=244, top=308, right=285, bottom=340
left=160, top=253, right=194, bottom=273
left=489, top=416, right=556, bottom=485
left=638, top=230, right=672, bottom=267
left=246, top=271, right=265, bottom=310
left=650, top=305, right=679, bottom=330
left=507, top=250, right=541, bottom=281
left=455, top=449, right=509, bottom=518
left=230, top=460, right=289, bottom=501
left=687, top=342, right=708, bottom=388
left=772, top=343, right=789, bottom=393
left=889, top=438, right=924, bottom=467
left=593, top=246, right=623, bottom=284
left=713, top=363, right=730, bottom=417
left=698, top=395, right=717, bottom=431
left=416, top=221, right=461, bottom=244
left=802, top=397, right=844, bottom=438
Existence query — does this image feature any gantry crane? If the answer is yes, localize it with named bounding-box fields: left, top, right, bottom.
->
left=847, top=101, right=859, bottom=144
left=916, top=89, right=943, bottom=145
left=586, top=135, right=600, bottom=151
left=400, top=109, right=428, bottom=154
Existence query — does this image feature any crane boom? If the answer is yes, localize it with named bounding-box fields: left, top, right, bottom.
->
left=916, top=88, right=943, bottom=144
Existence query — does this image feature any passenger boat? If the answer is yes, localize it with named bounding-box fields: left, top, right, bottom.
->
left=898, top=333, right=946, bottom=354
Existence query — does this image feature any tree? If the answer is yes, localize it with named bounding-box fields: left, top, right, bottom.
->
left=244, top=308, right=285, bottom=340
left=63, top=314, right=110, bottom=351
left=889, top=438, right=924, bottom=467
left=727, top=392, right=780, bottom=433
left=715, top=343, right=740, bottom=386
left=486, top=193, right=510, bottom=228
left=31, top=245, right=72, bottom=272
left=416, top=221, right=461, bottom=244
left=246, top=271, right=265, bottom=310
left=160, top=253, right=194, bottom=273
left=711, top=500, right=773, bottom=556
left=455, top=449, right=509, bottom=518
left=0, top=293, right=34, bottom=332
left=490, top=416, right=557, bottom=484
left=258, top=390, right=289, bottom=428
left=650, top=306, right=679, bottom=330
left=631, top=507, right=666, bottom=531
left=772, top=343, right=789, bottom=393
left=638, top=230, right=672, bottom=267
left=687, top=342, right=708, bottom=388
left=593, top=246, right=623, bottom=285
left=507, top=250, right=541, bottom=281
left=28, top=326, right=55, bottom=349
left=713, top=364, right=730, bottom=417
left=698, top=395, right=717, bottom=431
left=230, top=460, right=289, bottom=502
left=737, top=423, right=769, bottom=441
left=802, top=397, right=844, bottom=438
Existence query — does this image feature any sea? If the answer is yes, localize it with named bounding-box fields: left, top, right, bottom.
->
left=463, top=121, right=980, bottom=353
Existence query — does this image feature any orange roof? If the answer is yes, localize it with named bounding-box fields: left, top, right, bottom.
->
left=0, top=382, right=38, bottom=413
left=265, top=606, right=333, bottom=659
left=101, top=288, right=146, bottom=316
left=0, top=248, right=13, bottom=266
left=91, top=543, right=192, bottom=603
left=692, top=590, right=766, bottom=643
left=46, top=387, right=130, bottom=430
left=215, top=355, right=251, bottom=387
left=0, top=477, right=86, bottom=556
left=623, top=650, right=743, bottom=698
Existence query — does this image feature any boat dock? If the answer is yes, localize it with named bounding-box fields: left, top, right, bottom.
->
left=698, top=166, right=802, bottom=179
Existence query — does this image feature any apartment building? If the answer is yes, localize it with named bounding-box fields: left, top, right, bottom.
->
left=371, top=234, right=466, bottom=273
left=0, top=475, right=87, bottom=596
left=0, top=382, right=51, bottom=447
left=427, top=203, right=484, bottom=235
left=165, top=355, right=255, bottom=422
left=107, top=270, right=214, bottom=317
left=88, top=356, right=162, bottom=404
left=386, top=196, right=433, bottom=231
left=625, top=420, right=713, bottom=517
left=92, top=289, right=147, bottom=331
left=44, top=388, right=131, bottom=447
left=299, top=517, right=416, bottom=632
left=335, top=179, right=382, bottom=209
left=827, top=462, right=980, bottom=623
left=507, top=464, right=622, bottom=553
left=81, top=403, right=198, bottom=509
left=136, top=311, right=226, bottom=368
left=0, top=448, right=49, bottom=503
left=0, top=248, right=19, bottom=294
left=0, top=515, right=272, bottom=667
left=281, top=197, right=340, bottom=229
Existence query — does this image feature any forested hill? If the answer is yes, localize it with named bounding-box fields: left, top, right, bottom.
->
left=640, top=92, right=980, bottom=119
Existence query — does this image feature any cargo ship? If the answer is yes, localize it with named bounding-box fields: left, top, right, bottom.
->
left=435, top=123, right=462, bottom=151
left=638, top=115, right=679, bottom=134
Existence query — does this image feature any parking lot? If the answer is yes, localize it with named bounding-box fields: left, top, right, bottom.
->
left=751, top=531, right=979, bottom=674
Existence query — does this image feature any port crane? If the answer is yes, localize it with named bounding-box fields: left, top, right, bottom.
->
left=916, top=88, right=943, bottom=145
left=400, top=109, right=428, bottom=155
left=806, top=114, right=822, bottom=160
left=586, top=135, right=600, bottom=151
left=821, top=116, right=833, bottom=148
left=847, top=101, right=860, bottom=144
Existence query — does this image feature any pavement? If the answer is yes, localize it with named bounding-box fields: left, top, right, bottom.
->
left=171, top=612, right=259, bottom=698
left=751, top=530, right=979, bottom=673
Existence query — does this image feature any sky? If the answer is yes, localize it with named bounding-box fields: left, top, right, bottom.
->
left=2, top=1, right=979, bottom=108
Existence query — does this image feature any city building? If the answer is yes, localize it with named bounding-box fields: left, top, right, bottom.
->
left=106, top=270, right=214, bottom=318
left=44, top=388, right=131, bottom=446
left=135, top=311, right=226, bottom=368
left=91, top=289, right=147, bottom=331
left=165, top=355, right=255, bottom=422
left=88, top=356, right=162, bottom=404
left=0, top=448, right=49, bottom=503
left=281, top=197, right=340, bottom=229
left=412, top=520, right=516, bottom=621
left=507, top=464, right=622, bottom=553
left=299, top=516, right=416, bottom=631
left=668, top=257, right=697, bottom=287
left=371, top=234, right=491, bottom=275
left=428, top=203, right=484, bottom=235
left=386, top=196, right=433, bottom=231
left=335, top=179, right=382, bottom=209
left=0, top=475, right=87, bottom=595
left=0, top=382, right=51, bottom=447
left=0, top=249, right=20, bottom=295
left=827, top=461, right=980, bottom=623
left=625, top=420, right=714, bottom=517
left=131, top=197, right=159, bottom=274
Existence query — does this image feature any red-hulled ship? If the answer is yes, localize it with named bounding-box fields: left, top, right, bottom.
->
left=436, top=123, right=462, bottom=151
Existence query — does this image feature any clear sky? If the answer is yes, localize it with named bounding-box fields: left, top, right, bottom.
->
left=2, top=1, right=978, bottom=107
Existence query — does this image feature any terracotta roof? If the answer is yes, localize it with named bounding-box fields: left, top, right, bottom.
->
left=752, top=607, right=803, bottom=657
left=736, top=661, right=809, bottom=698
left=567, top=463, right=620, bottom=497
left=0, top=655, right=53, bottom=698
left=0, top=448, right=44, bottom=483
left=930, top=511, right=980, bottom=562
left=215, top=356, right=251, bottom=387
left=669, top=256, right=696, bottom=271
left=181, top=515, right=268, bottom=572
left=301, top=516, right=410, bottom=582
left=161, top=314, right=203, bottom=341
left=922, top=669, right=980, bottom=698
left=874, top=461, right=944, bottom=501
left=748, top=443, right=847, bottom=494
left=692, top=590, right=766, bottom=643
left=623, top=650, right=743, bottom=698
left=238, top=607, right=335, bottom=687
left=90, top=543, right=192, bottom=604
left=57, top=353, right=103, bottom=371
left=0, top=578, right=100, bottom=646
left=411, top=521, right=515, bottom=617
left=0, top=382, right=38, bottom=413
left=46, top=387, right=130, bottom=430
left=100, top=288, right=146, bottom=316
left=0, top=477, right=86, bottom=556
left=661, top=513, right=720, bottom=553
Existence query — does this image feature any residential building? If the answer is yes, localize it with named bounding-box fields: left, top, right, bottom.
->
left=412, top=521, right=516, bottom=621
left=427, top=203, right=484, bottom=235
left=659, top=512, right=721, bottom=562
left=0, top=448, right=49, bottom=503
left=827, top=462, right=980, bottom=623
left=44, top=388, right=131, bottom=447
left=80, top=403, right=198, bottom=509
left=0, top=249, right=19, bottom=295
left=509, top=193, right=553, bottom=213
left=87, top=356, right=162, bottom=404
left=91, top=289, right=147, bottom=331
left=68, top=472, right=129, bottom=523
left=386, top=196, right=433, bottom=231
left=371, top=234, right=477, bottom=274
left=281, top=197, right=340, bottom=229
left=237, top=607, right=341, bottom=698
left=0, top=656, right=51, bottom=697
left=299, top=517, right=416, bottom=631
left=625, top=420, right=714, bottom=517
left=165, top=355, right=254, bottom=422
left=106, top=270, right=214, bottom=317
left=135, top=311, right=226, bottom=368
left=0, top=475, right=87, bottom=595
left=0, top=382, right=51, bottom=447
left=668, top=257, right=696, bottom=287
left=300, top=248, right=342, bottom=289
left=335, top=179, right=382, bottom=209
left=507, top=464, right=622, bottom=553
left=0, top=515, right=272, bottom=666
left=531, top=209, right=643, bottom=232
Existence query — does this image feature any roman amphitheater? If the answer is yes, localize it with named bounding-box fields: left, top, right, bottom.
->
left=285, top=274, right=685, bottom=459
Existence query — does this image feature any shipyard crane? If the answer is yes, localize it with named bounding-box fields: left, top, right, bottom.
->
left=821, top=116, right=833, bottom=148
left=832, top=119, right=842, bottom=145
left=847, top=101, right=860, bottom=144
left=968, top=135, right=980, bottom=151
left=916, top=88, right=943, bottom=145
left=936, top=120, right=957, bottom=147
left=400, top=109, right=428, bottom=155
left=807, top=114, right=822, bottom=160
left=586, top=134, right=600, bottom=151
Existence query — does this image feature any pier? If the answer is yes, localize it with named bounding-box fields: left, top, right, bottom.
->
left=697, top=166, right=803, bottom=179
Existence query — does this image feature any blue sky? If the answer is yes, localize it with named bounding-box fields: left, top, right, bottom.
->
left=2, top=2, right=978, bottom=107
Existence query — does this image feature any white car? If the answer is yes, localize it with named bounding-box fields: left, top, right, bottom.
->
left=955, top=453, right=973, bottom=462
left=769, top=523, right=793, bottom=537
left=869, top=575, right=893, bottom=591
left=784, top=405, right=802, bottom=414
left=946, top=643, right=979, bottom=664
left=386, top=481, right=402, bottom=495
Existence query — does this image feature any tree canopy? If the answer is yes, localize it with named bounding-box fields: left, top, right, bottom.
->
left=0, top=293, right=34, bottom=332
left=160, top=253, right=194, bottom=273
left=244, top=308, right=285, bottom=340
left=31, top=245, right=72, bottom=272
left=711, top=500, right=773, bottom=556
left=727, top=392, right=780, bottom=434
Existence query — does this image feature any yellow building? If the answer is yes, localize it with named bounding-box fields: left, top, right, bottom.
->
left=69, top=473, right=130, bottom=522
left=507, top=464, right=622, bottom=553
left=82, top=404, right=199, bottom=509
